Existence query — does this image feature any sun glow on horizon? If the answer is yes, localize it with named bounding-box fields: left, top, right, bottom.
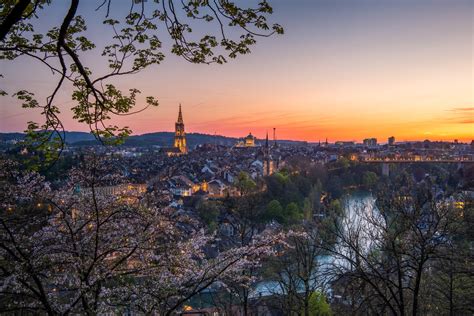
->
left=0, top=0, right=472, bottom=143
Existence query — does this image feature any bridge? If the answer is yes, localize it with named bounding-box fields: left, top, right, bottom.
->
left=362, top=159, right=473, bottom=163
left=360, top=159, right=473, bottom=176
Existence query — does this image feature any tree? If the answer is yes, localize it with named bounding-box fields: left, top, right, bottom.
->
left=266, top=225, right=330, bottom=316
left=307, top=182, right=323, bottom=217
left=196, top=199, right=220, bottom=232
left=285, top=202, right=303, bottom=225
left=235, top=171, right=257, bottom=196
left=427, top=194, right=474, bottom=315
left=326, top=175, right=343, bottom=199
left=326, top=177, right=466, bottom=316
left=0, top=158, right=287, bottom=314
left=218, top=193, right=267, bottom=316
left=0, top=0, right=283, bottom=159
left=335, top=157, right=350, bottom=170
left=303, top=197, right=313, bottom=221
left=362, top=171, right=378, bottom=189
left=265, top=199, right=284, bottom=223
left=265, top=171, right=305, bottom=206
left=307, top=291, right=332, bottom=316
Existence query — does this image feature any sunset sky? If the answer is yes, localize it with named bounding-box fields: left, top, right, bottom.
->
left=1, top=0, right=472, bottom=142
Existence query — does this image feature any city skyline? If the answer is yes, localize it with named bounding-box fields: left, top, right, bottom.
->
left=1, top=0, right=472, bottom=142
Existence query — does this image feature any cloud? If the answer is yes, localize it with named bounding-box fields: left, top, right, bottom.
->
left=450, top=107, right=474, bottom=112
left=447, top=107, right=474, bottom=124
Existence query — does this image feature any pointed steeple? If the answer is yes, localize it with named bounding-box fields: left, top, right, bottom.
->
left=273, top=127, right=278, bottom=148
left=173, top=103, right=187, bottom=154
left=177, top=103, right=183, bottom=123
left=263, top=130, right=272, bottom=176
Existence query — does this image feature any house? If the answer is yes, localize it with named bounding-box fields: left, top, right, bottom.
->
left=168, top=176, right=194, bottom=197
left=208, top=179, right=227, bottom=197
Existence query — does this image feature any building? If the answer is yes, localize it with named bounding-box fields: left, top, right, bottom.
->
left=244, top=133, right=255, bottom=147
left=78, top=183, right=147, bottom=203
left=272, top=127, right=278, bottom=148
left=173, top=104, right=188, bottom=154
left=388, top=136, right=395, bottom=146
left=363, top=138, right=377, bottom=147
left=263, top=132, right=275, bottom=176
left=335, top=141, right=355, bottom=147
left=168, top=175, right=194, bottom=196
left=236, top=132, right=256, bottom=147
left=208, top=179, right=227, bottom=197
left=163, top=104, right=188, bottom=156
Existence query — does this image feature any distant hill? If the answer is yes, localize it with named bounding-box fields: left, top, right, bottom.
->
left=0, top=131, right=96, bottom=144
left=0, top=132, right=25, bottom=142
left=0, top=131, right=306, bottom=147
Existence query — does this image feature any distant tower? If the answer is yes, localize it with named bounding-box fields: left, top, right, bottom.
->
left=173, top=104, right=188, bottom=154
left=388, top=136, right=395, bottom=146
left=263, top=131, right=274, bottom=176
left=265, top=131, right=269, bottom=154
left=273, top=127, right=278, bottom=148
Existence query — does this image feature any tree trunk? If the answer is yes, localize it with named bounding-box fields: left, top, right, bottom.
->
left=412, top=258, right=425, bottom=316
left=0, top=0, right=31, bottom=41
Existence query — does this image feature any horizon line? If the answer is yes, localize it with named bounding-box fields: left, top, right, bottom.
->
left=0, top=130, right=472, bottom=144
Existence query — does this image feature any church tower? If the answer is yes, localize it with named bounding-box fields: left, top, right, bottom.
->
left=263, top=131, right=274, bottom=176
left=272, top=127, right=278, bottom=148
left=173, top=104, right=188, bottom=154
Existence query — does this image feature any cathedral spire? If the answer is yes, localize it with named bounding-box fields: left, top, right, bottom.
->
left=173, top=103, right=187, bottom=154
left=263, top=130, right=273, bottom=176
left=177, top=103, right=183, bottom=123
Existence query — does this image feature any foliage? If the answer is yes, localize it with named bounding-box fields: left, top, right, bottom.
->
left=284, top=202, right=303, bottom=225
left=334, top=157, right=349, bottom=170
left=328, top=199, right=342, bottom=216
left=326, top=176, right=470, bottom=315
left=265, top=199, right=284, bottom=223
left=0, top=158, right=288, bottom=314
left=263, top=200, right=304, bottom=226
left=266, top=171, right=304, bottom=207
left=196, top=199, right=220, bottom=231
left=0, top=0, right=283, bottom=160
left=362, top=171, right=378, bottom=189
left=326, top=175, right=343, bottom=199
left=307, top=291, right=332, bottom=316
left=235, top=171, right=256, bottom=196
left=303, top=197, right=313, bottom=221
left=265, top=224, right=329, bottom=316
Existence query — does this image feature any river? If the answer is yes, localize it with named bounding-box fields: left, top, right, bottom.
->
left=252, top=191, right=380, bottom=298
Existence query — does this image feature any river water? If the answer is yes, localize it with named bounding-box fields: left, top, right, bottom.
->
left=340, top=191, right=382, bottom=253
left=252, top=191, right=380, bottom=297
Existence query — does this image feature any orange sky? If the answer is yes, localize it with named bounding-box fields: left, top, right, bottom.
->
left=1, top=0, right=472, bottom=143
